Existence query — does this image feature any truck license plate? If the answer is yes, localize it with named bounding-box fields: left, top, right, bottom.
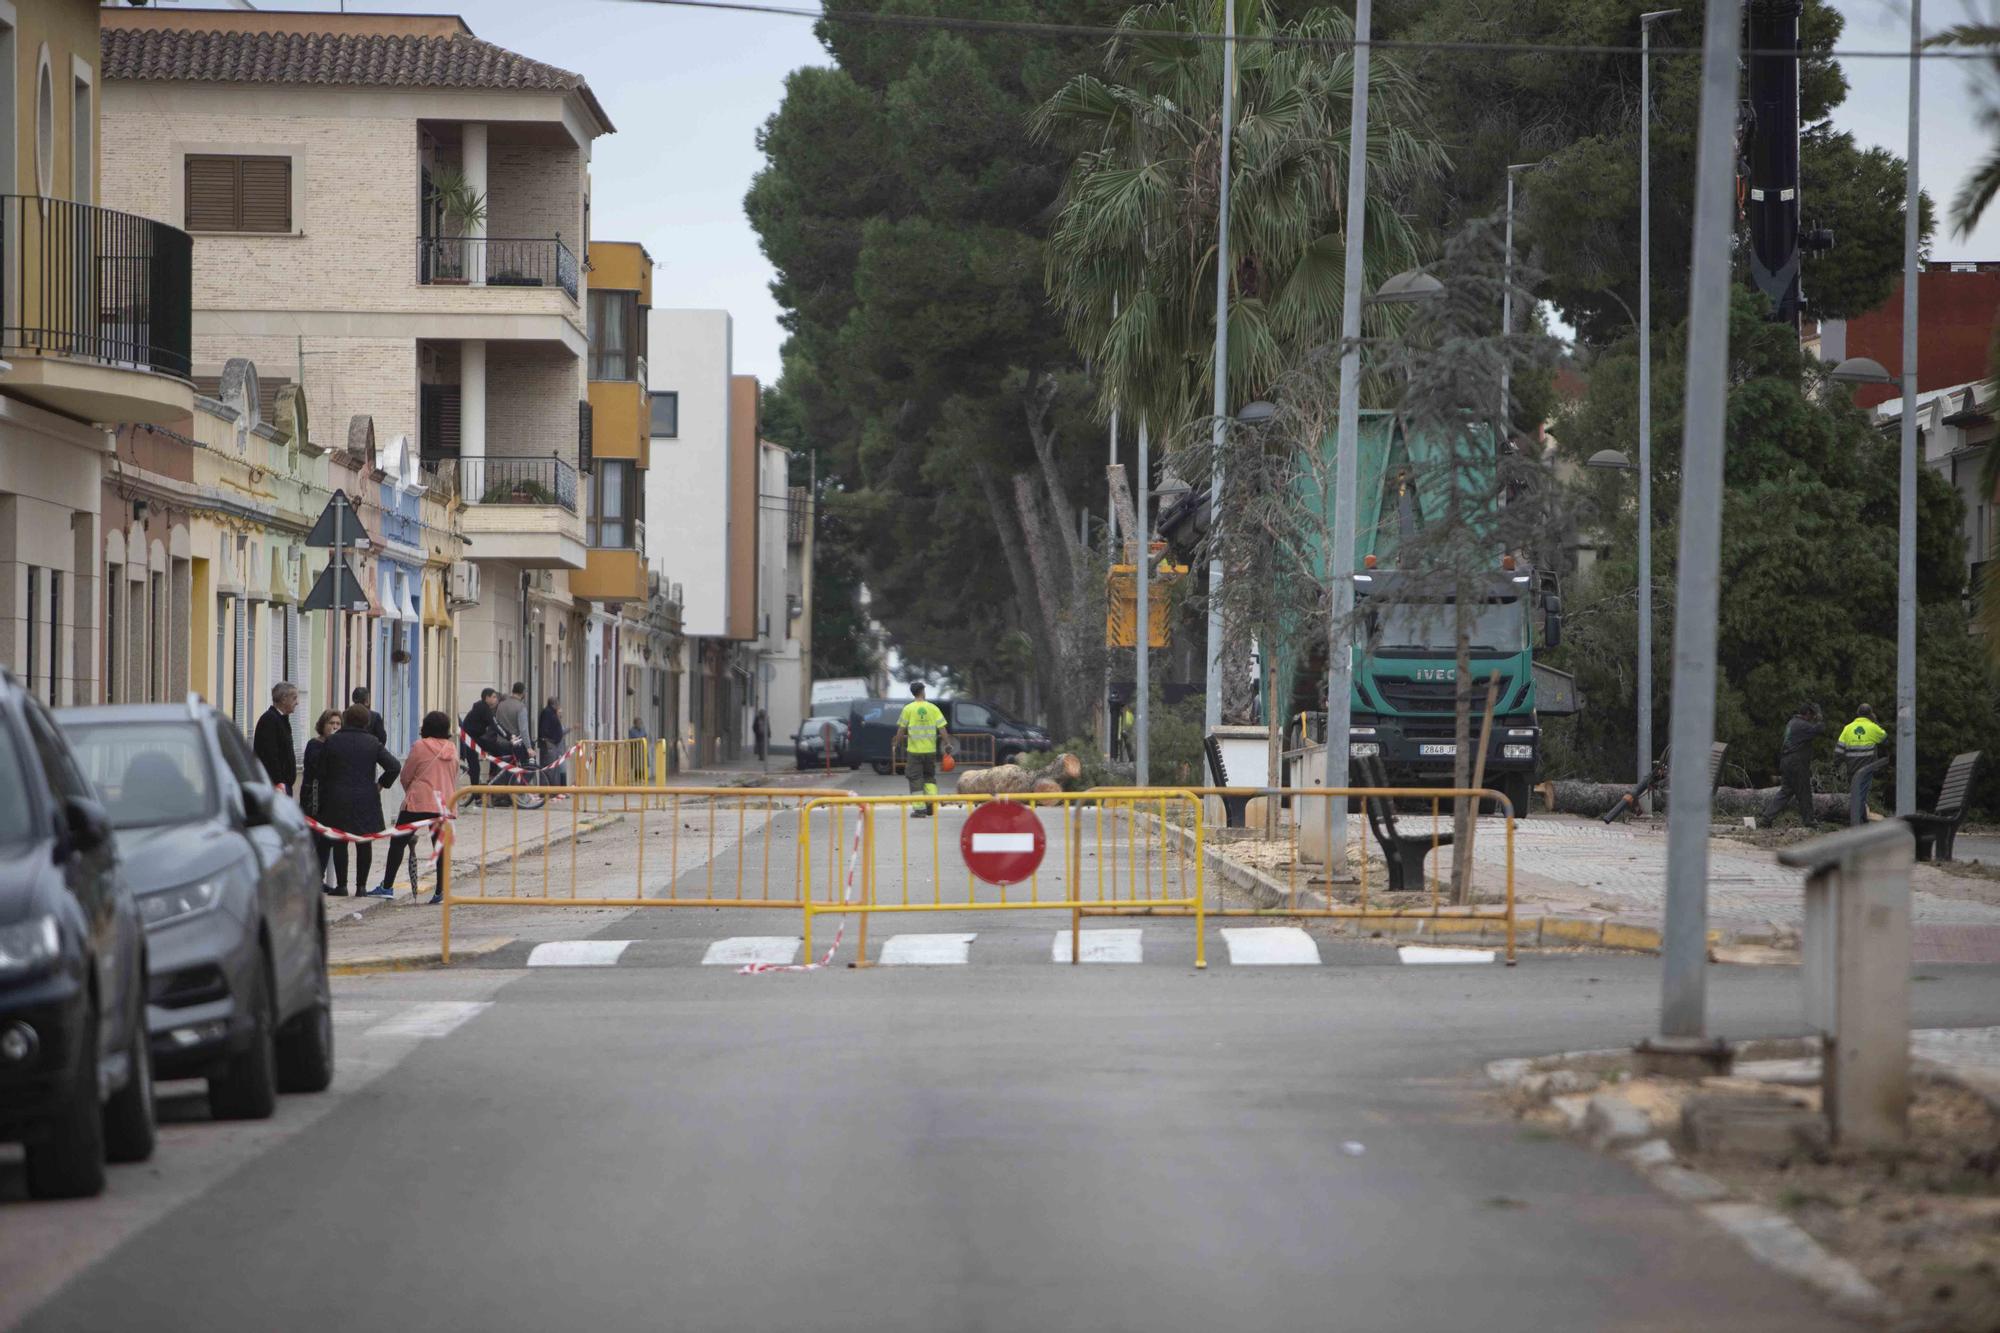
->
left=1419, top=743, right=1456, bottom=757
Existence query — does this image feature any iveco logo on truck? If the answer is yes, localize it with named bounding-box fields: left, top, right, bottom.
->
left=1414, top=669, right=1456, bottom=682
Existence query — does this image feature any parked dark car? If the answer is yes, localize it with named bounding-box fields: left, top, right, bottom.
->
left=0, top=669, right=155, bottom=1199
left=794, top=713, right=855, bottom=770
left=853, top=696, right=1052, bottom=775
left=940, top=699, right=1051, bottom=767
left=60, top=699, right=332, bottom=1121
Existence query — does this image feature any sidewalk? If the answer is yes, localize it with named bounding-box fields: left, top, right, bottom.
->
left=1197, top=811, right=2000, bottom=963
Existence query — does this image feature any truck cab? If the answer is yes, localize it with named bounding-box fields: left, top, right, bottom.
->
left=1346, top=560, right=1562, bottom=815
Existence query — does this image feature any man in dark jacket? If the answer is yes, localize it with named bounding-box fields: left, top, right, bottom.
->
left=316, top=704, right=402, bottom=897
left=1758, top=702, right=1823, bottom=828
left=351, top=686, right=388, bottom=745
left=253, top=681, right=300, bottom=793
left=461, top=687, right=499, bottom=785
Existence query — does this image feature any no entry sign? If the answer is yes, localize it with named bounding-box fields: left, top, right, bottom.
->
left=960, top=800, right=1046, bottom=887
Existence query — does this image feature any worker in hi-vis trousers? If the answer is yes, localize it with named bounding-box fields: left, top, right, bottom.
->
left=895, top=682, right=951, bottom=818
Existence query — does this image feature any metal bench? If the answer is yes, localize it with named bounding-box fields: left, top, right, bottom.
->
left=1901, top=750, right=1981, bottom=863
left=1359, top=754, right=1452, bottom=891
left=1202, top=734, right=1253, bottom=828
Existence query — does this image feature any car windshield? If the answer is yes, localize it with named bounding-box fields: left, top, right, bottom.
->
left=62, top=721, right=217, bottom=829
left=809, top=700, right=850, bottom=718
left=0, top=721, right=35, bottom=845
left=1369, top=597, right=1524, bottom=654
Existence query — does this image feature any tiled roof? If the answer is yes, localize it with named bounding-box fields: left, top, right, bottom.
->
left=101, top=27, right=613, bottom=131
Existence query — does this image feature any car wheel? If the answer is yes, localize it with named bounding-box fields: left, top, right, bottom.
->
left=276, top=921, right=335, bottom=1095
left=208, top=952, right=278, bottom=1120
left=872, top=761, right=892, bottom=777
left=25, top=997, right=107, bottom=1200
left=102, top=985, right=157, bottom=1164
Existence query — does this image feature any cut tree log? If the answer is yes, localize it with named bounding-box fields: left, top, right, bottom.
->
left=957, top=764, right=1039, bottom=795
left=1544, top=780, right=1849, bottom=822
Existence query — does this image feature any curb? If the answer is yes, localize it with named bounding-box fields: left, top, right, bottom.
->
left=1157, top=812, right=1797, bottom=957
left=1486, top=1053, right=1887, bottom=1321
left=331, top=934, right=515, bottom=974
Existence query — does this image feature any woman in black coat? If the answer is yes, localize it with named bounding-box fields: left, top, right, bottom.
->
left=300, top=708, right=343, bottom=890
left=316, top=703, right=401, bottom=897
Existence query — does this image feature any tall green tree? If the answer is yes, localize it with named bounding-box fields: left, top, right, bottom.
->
left=746, top=2, right=1128, bottom=736
left=1551, top=290, right=2000, bottom=810
left=1382, top=0, right=1925, bottom=345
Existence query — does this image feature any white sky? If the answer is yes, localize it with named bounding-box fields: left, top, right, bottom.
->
left=239, top=1, right=1993, bottom=374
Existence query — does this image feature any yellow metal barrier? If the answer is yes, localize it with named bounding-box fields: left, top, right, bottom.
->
left=1119, top=785, right=1517, bottom=963
left=797, top=789, right=1207, bottom=968
left=438, top=784, right=854, bottom=962
left=574, top=739, right=656, bottom=809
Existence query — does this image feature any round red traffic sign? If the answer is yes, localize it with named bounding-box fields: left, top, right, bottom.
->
left=960, top=800, right=1046, bottom=886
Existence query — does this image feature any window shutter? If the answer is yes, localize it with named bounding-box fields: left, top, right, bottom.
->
left=578, top=399, right=593, bottom=476
left=238, top=157, right=291, bottom=233
left=232, top=597, right=247, bottom=729
left=421, top=384, right=462, bottom=459
left=185, top=156, right=239, bottom=231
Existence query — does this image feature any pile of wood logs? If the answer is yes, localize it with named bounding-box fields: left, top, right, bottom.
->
left=1541, top=779, right=1850, bottom=823
left=956, top=752, right=1084, bottom=796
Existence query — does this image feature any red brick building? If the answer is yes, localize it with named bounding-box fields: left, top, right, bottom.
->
left=1819, top=263, right=2000, bottom=409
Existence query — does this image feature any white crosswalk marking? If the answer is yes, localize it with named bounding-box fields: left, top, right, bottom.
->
left=702, top=936, right=801, bottom=966
left=878, top=933, right=976, bottom=966
left=363, top=1001, right=492, bottom=1039
left=1398, top=946, right=1496, bottom=965
left=1051, top=929, right=1143, bottom=964
left=1220, top=927, right=1321, bottom=966
left=526, top=940, right=636, bottom=967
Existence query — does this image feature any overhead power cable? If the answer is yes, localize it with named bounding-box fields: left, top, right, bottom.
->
left=609, top=0, right=2000, bottom=62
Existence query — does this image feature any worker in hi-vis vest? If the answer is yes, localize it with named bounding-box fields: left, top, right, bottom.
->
left=1835, top=704, right=1890, bottom=826
left=895, top=682, right=951, bottom=818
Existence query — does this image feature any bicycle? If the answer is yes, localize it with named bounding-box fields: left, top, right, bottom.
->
left=482, top=735, right=547, bottom=811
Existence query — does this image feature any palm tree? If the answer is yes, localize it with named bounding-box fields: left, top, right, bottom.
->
left=1927, top=22, right=2000, bottom=655
left=1032, top=0, right=1445, bottom=438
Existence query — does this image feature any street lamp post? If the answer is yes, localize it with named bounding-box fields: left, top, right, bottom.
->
left=1651, top=0, right=1743, bottom=1065
left=1638, top=9, right=1678, bottom=811
left=1500, top=161, right=1546, bottom=433
left=1203, top=0, right=1237, bottom=735
left=1896, top=0, right=1921, bottom=816
left=1136, top=416, right=1151, bottom=788
left=1325, top=0, right=1374, bottom=866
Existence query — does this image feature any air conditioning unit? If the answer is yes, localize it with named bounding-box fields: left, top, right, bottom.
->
left=450, top=562, right=481, bottom=607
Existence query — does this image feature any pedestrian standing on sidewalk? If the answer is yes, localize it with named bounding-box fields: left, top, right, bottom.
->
left=318, top=703, right=401, bottom=897
left=895, top=683, right=951, bottom=817
left=300, top=708, right=342, bottom=888
left=254, top=681, right=301, bottom=793
left=539, top=698, right=569, bottom=785
left=377, top=711, right=457, bottom=904
left=495, top=682, right=531, bottom=768
left=352, top=685, right=388, bottom=745
left=461, top=687, right=499, bottom=786
left=1758, top=702, right=1823, bottom=828
left=752, top=709, right=769, bottom=762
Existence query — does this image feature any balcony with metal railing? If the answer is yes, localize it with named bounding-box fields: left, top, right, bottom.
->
left=433, top=455, right=585, bottom=569
left=0, top=195, right=194, bottom=425
left=416, top=236, right=579, bottom=302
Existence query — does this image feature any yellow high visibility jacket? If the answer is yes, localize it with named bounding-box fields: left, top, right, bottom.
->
left=899, top=700, right=947, bottom=754
left=1838, top=716, right=1887, bottom=753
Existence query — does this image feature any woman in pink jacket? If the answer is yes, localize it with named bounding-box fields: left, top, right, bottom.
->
left=376, top=710, right=458, bottom=903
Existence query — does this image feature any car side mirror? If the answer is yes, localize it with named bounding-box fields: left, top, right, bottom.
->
left=64, top=796, right=112, bottom=854
left=1543, top=595, right=1563, bottom=651
left=239, top=783, right=276, bottom=828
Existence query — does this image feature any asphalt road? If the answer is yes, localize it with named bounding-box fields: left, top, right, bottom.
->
left=8, top=766, right=1996, bottom=1331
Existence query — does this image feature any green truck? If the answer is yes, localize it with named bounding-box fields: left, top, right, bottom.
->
left=1279, top=413, right=1576, bottom=814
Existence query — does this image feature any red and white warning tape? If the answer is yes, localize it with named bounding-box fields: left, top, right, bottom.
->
left=461, top=729, right=584, bottom=778
left=739, top=812, right=865, bottom=975
left=303, top=811, right=454, bottom=865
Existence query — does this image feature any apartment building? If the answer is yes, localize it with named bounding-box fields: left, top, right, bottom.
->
left=99, top=6, right=608, bottom=729
left=0, top=0, right=194, bottom=707
left=574, top=239, right=679, bottom=746
left=647, top=309, right=762, bottom=765
left=1873, top=380, right=1996, bottom=601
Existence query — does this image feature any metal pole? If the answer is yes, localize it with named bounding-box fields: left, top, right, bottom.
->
left=1202, top=0, right=1236, bottom=735
left=1658, top=0, right=1742, bottom=1041
left=1107, top=392, right=1119, bottom=758
left=1896, top=0, right=1920, bottom=817
left=1136, top=416, right=1151, bottom=788
left=1326, top=0, right=1372, bottom=863
left=1502, top=169, right=1515, bottom=430
left=1638, top=10, right=1674, bottom=810
left=331, top=495, right=345, bottom=713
